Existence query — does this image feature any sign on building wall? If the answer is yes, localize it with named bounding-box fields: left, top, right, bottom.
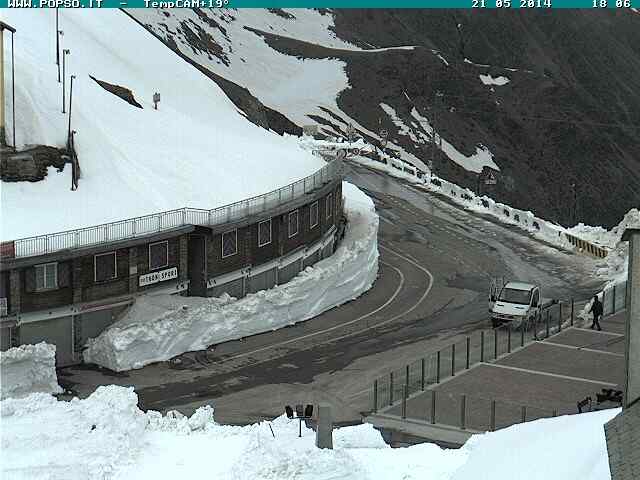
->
left=139, top=267, right=178, bottom=287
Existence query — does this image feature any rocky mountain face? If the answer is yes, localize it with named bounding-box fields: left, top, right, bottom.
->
left=127, top=8, right=640, bottom=228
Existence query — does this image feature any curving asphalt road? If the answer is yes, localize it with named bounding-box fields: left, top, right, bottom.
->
left=59, top=162, right=604, bottom=425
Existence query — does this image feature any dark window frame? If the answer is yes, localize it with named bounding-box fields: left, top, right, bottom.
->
left=222, top=229, right=238, bottom=258
left=310, top=201, right=319, bottom=229
left=326, top=193, right=333, bottom=220
left=35, top=262, right=58, bottom=291
left=258, top=219, right=272, bottom=247
left=288, top=210, right=299, bottom=238
left=94, top=251, right=117, bottom=283
left=149, top=240, right=169, bottom=271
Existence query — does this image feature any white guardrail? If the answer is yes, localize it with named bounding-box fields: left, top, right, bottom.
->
left=1, top=159, right=343, bottom=259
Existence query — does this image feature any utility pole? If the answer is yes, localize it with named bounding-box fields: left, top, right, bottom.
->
left=62, top=49, right=70, bottom=113
left=67, top=75, right=75, bottom=142
left=55, top=9, right=60, bottom=81
left=57, top=29, right=63, bottom=83
left=0, top=21, right=17, bottom=148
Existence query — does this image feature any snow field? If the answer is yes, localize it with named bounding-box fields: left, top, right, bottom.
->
left=0, top=342, right=62, bottom=400
left=83, top=181, right=379, bottom=371
left=0, top=384, right=619, bottom=479
left=2, top=9, right=324, bottom=241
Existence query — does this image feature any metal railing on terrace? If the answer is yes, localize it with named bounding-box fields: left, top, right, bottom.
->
left=3, top=159, right=343, bottom=259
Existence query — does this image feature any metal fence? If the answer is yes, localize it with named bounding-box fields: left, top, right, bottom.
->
left=8, top=159, right=343, bottom=258
left=601, top=280, right=627, bottom=317
left=372, top=301, right=571, bottom=413
left=386, top=388, right=576, bottom=432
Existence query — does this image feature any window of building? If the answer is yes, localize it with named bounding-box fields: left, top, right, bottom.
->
left=222, top=229, right=238, bottom=258
left=149, top=241, right=169, bottom=271
left=258, top=219, right=272, bottom=247
left=288, top=210, right=299, bottom=238
left=35, top=262, right=57, bottom=291
left=310, top=201, right=319, bottom=229
left=326, top=193, right=333, bottom=219
left=94, top=252, right=117, bottom=283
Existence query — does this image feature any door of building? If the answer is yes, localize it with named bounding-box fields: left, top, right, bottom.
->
left=188, top=234, right=207, bottom=296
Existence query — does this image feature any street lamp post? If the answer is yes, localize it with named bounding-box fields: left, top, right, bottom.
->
left=67, top=75, right=75, bottom=141
left=0, top=21, right=17, bottom=148
left=55, top=9, right=60, bottom=80
left=62, top=49, right=70, bottom=113
left=57, top=29, right=63, bottom=83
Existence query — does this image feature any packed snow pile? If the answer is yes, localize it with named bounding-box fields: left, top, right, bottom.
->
left=2, top=10, right=324, bottom=241
left=84, top=182, right=379, bottom=371
left=0, top=384, right=618, bottom=479
left=568, top=208, right=640, bottom=285
left=479, top=74, right=510, bottom=86
left=0, top=342, right=62, bottom=400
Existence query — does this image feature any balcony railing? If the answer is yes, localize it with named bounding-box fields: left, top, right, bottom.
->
left=2, top=159, right=343, bottom=259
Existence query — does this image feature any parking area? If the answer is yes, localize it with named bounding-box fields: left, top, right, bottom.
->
left=368, top=310, right=627, bottom=444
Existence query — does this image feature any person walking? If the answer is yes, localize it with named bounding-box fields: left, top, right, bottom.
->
left=590, top=295, right=603, bottom=331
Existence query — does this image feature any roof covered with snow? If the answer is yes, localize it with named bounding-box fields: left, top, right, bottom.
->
left=1, top=10, right=324, bottom=241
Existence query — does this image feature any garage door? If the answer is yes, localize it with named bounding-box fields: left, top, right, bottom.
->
left=77, top=308, right=121, bottom=348
left=0, top=327, right=12, bottom=351
left=303, top=250, right=320, bottom=269
left=247, top=268, right=277, bottom=294
left=278, top=260, right=301, bottom=284
left=209, top=277, right=245, bottom=299
left=19, top=316, right=75, bottom=366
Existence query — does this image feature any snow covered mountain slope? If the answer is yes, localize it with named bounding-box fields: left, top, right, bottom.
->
left=129, top=8, right=640, bottom=229
left=1, top=10, right=324, bottom=241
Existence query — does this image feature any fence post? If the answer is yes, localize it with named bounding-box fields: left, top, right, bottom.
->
left=430, top=390, right=436, bottom=424
left=571, top=299, right=574, bottom=326
left=507, top=327, right=511, bottom=353
left=436, top=351, right=441, bottom=383
left=490, top=400, right=496, bottom=431
left=389, top=372, right=394, bottom=406
left=466, top=337, right=470, bottom=369
left=373, top=380, right=378, bottom=413
left=494, top=328, right=498, bottom=359
left=521, top=324, right=525, bottom=347
left=602, top=289, right=606, bottom=314
left=552, top=408, right=558, bottom=418
left=521, top=406, right=527, bottom=423
left=460, top=395, right=467, bottom=430
left=405, top=365, right=410, bottom=395
left=421, top=358, right=425, bottom=391
left=451, top=343, right=456, bottom=376
left=558, top=302, right=563, bottom=332
left=612, top=285, right=616, bottom=313
left=480, top=331, right=485, bottom=362
left=401, top=385, right=407, bottom=419
left=545, top=310, right=550, bottom=338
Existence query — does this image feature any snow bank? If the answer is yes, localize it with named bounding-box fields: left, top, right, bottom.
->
left=2, top=10, right=324, bottom=240
left=451, top=408, right=618, bottom=480
left=83, top=182, right=379, bottom=371
left=0, top=386, right=148, bottom=478
left=569, top=209, right=640, bottom=282
left=0, top=342, right=62, bottom=400
left=479, top=74, right=510, bottom=86
left=0, top=385, right=618, bottom=479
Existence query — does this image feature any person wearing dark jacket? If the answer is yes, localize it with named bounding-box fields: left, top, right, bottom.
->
left=590, top=295, right=603, bottom=331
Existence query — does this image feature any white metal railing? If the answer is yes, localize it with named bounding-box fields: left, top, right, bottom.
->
left=4, top=159, right=343, bottom=259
